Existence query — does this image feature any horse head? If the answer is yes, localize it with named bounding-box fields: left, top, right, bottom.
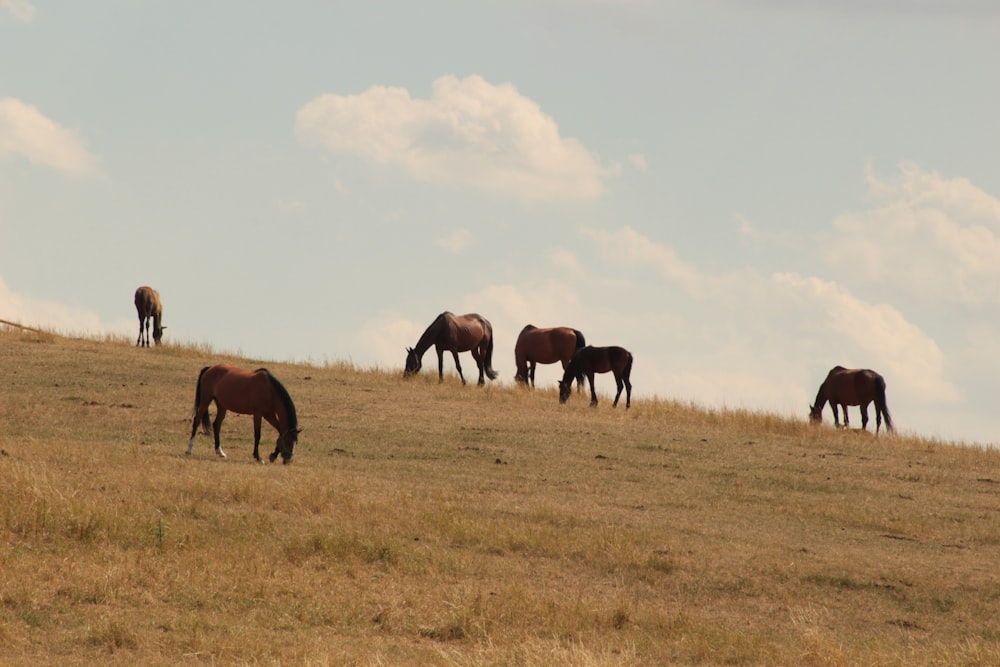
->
left=153, top=324, right=166, bottom=345
left=808, top=404, right=822, bottom=424
left=403, top=347, right=421, bottom=377
left=270, top=427, right=301, bottom=464
left=558, top=380, right=572, bottom=404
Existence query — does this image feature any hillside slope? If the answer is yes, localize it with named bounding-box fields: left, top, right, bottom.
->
left=1, top=329, right=999, bottom=665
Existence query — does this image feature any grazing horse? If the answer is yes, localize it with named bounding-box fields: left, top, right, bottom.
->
left=404, top=311, right=499, bottom=385
left=809, top=366, right=894, bottom=434
left=559, top=345, right=633, bottom=409
left=186, top=364, right=301, bottom=463
left=134, top=286, right=165, bottom=347
left=514, top=324, right=586, bottom=390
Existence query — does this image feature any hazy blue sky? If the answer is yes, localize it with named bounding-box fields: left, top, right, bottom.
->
left=2, top=1, right=999, bottom=445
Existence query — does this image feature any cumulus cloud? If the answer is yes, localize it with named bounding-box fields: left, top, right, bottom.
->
left=296, top=74, right=609, bottom=201
left=0, top=98, right=100, bottom=175
left=770, top=273, right=958, bottom=402
left=826, top=161, right=1000, bottom=304
left=569, top=225, right=957, bottom=409
left=0, top=276, right=130, bottom=337
left=580, top=225, right=703, bottom=294
left=1, top=0, right=36, bottom=22
left=435, top=228, right=473, bottom=254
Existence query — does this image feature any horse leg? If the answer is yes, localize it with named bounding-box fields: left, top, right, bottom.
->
left=437, top=348, right=447, bottom=383
left=212, top=409, right=228, bottom=458
left=860, top=402, right=870, bottom=431
left=187, top=406, right=205, bottom=455
left=451, top=350, right=466, bottom=385
left=841, top=404, right=850, bottom=429
left=252, top=414, right=264, bottom=463
left=613, top=372, right=624, bottom=408
left=263, top=414, right=282, bottom=463
left=473, top=347, right=486, bottom=386
left=624, top=372, right=632, bottom=409
left=529, top=362, right=536, bottom=388
left=588, top=372, right=598, bottom=407
left=830, top=404, right=840, bottom=428
left=136, top=315, right=144, bottom=346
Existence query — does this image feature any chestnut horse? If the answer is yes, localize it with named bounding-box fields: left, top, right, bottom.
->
left=809, top=366, right=894, bottom=434
left=404, top=312, right=499, bottom=385
left=514, top=324, right=586, bottom=390
left=186, top=364, right=300, bottom=463
left=559, top=345, right=633, bottom=409
left=134, top=286, right=165, bottom=347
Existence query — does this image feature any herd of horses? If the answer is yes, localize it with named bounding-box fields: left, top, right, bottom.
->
left=135, top=290, right=894, bottom=465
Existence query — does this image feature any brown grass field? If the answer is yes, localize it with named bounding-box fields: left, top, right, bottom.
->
left=2, top=327, right=1000, bottom=665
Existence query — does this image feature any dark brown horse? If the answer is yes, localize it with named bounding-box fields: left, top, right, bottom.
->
left=187, top=364, right=301, bottom=463
left=559, top=345, right=633, bottom=409
left=514, top=324, right=586, bottom=390
left=134, top=286, right=165, bottom=347
left=404, top=312, right=499, bottom=385
left=809, top=366, right=894, bottom=434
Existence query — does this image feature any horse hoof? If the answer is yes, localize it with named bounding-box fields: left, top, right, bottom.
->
left=216, top=450, right=226, bottom=459
left=268, top=453, right=278, bottom=463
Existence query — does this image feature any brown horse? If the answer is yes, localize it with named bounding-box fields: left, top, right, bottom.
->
left=134, top=286, right=165, bottom=347
left=559, top=345, right=633, bottom=409
left=404, top=312, right=499, bottom=385
left=809, top=366, right=894, bottom=434
left=514, top=324, right=586, bottom=390
left=186, top=364, right=301, bottom=463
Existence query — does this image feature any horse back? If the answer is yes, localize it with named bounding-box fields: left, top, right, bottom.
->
left=448, top=313, right=492, bottom=352
left=516, top=326, right=578, bottom=364
left=134, top=286, right=161, bottom=317
left=575, top=345, right=632, bottom=374
left=823, top=367, right=882, bottom=405
left=199, top=364, right=277, bottom=415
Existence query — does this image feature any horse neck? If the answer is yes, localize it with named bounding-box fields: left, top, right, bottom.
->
left=813, top=384, right=828, bottom=409
left=560, top=357, right=578, bottom=384
left=413, top=316, right=445, bottom=356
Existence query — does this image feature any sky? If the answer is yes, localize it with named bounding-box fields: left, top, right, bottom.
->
left=2, top=1, right=999, bottom=446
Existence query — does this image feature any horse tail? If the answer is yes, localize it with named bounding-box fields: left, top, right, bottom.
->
left=623, top=350, right=634, bottom=379
left=573, top=329, right=586, bottom=350
left=484, top=330, right=499, bottom=380
left=193, top=366, right=211, bottom=433
left=876, top=376, right=894, bottom=432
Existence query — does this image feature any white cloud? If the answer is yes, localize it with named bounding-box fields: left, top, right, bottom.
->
left=296, top=74, right=609, bottom=202
left=770, top=273, right=958, bottom=403
left=826, top=161, right=1000, bottom=305
left=569, top=226, right=957, bottom=411
left=435, top=228, right=473, bottom=253
left=1, top=0, right=36, bottom=22
left=628, top=153, right=648, bottom=171
left=0, top=98, right=100, bottom=175
left=580, top=225, right=703, bottom=294
left=0, top=276, right=131, bottom=337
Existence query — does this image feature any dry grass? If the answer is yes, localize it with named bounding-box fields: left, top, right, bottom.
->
left=2, top=328, right=1000, bottom=665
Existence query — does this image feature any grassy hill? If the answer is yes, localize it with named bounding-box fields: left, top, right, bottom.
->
left=1, top=328, right=999, bottom=665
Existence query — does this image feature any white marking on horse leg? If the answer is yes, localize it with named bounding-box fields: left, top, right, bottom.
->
left=216, top=447, right=227, bottom=459
left=185, top=439, right=194, bottom=455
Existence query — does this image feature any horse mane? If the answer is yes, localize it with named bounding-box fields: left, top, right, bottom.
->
left=561, top=346, right=588, bottom=385
left=258, top=368, right=298, bottom=432
left=413, top=312, right=449, bottom=355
